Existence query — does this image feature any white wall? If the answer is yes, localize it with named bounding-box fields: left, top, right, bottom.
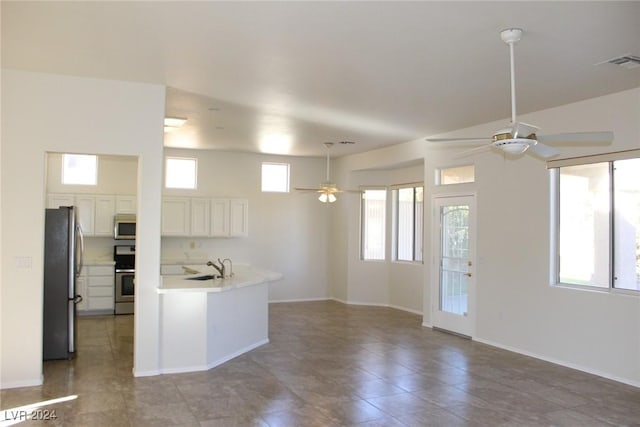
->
left=332, top=147, right=426, bottom=314
left=460, top=88, right=640, bottom=387
left=1, top=70, right=165, bottom=387
left=161, top=148, right=330, bottom=302
left=334, top=88, right=639, bottom=386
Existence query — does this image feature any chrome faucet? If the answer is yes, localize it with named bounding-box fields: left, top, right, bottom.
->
left=221, top=258, right=233, bottom=277
left=206, top=259, right=224, bottom=278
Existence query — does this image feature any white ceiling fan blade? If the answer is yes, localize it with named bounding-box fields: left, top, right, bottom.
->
left=528, top=143, right=560, bottom=159
left=537, top=131, right=614, bottom=145
left=427, top=137, right=491, bottom=145
left=294, top=187, right=322, bottom=192
left=455, top=144, right=493, bottom=158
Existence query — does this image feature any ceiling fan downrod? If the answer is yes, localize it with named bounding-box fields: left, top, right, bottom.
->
left=500, top=28, right=523, bottom=127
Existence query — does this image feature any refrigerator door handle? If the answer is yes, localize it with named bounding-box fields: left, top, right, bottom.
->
left=76, top=223, right=84, bottom=276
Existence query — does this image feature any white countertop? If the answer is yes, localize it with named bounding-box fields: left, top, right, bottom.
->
left=158, top=265, right=282, bottom=294
left=84, top=258, right=115, bottom=266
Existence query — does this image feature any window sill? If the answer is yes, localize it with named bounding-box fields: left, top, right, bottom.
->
left=552, top=283, right=639, bottom=297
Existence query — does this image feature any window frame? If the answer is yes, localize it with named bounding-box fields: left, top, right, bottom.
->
left=549, top=149, right=640, bottom=294
left=261, top=162, right=290, bottom=193
left=392, top=183, right=424, bottom=263
left=165, top=156, right=198, bottom=190
left=435, top=164, right=475, bottom=186
left=360, top=187, right=387, bottom=262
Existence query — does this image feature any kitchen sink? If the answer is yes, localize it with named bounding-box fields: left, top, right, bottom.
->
left=185, top=275, right=218, bottom=281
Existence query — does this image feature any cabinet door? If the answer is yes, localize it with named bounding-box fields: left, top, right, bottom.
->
left=190, top=198, right=210, bottom=236
left=229, top=199, right=249, bottom=237
left=161, top=198, right=190, bottom=236
left=94, top=195, right=116, bottom=236
left=210, top=199, right=230, bottom=237
left=76, top=276, right=88, bottom=312
left=75, top=195, right=95, bottom=235
left=116, top=195, right=137, bottom=214
left=47, top=193, right=75, bottom=209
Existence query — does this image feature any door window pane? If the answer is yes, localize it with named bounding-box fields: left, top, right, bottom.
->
left=440, top=205, right=469, bottom=315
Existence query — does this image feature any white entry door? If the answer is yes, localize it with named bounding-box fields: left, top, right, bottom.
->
left=432, top=195, right=476, bottom=337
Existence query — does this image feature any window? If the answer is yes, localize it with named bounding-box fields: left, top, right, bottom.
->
left=62, top=154, right=97, bottom=185
left=394, top=185, right=424, bottom=262
left=261, top=162, right=290, bottom=192
left=436, top=165, right=475, bottom=185
left=361, top=188, right=386, bottom=261
left=550, top=151, right=639, bottom=292
left=165, top=157, right=197, bottom=189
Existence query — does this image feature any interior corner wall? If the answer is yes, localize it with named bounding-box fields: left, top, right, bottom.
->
left=331, top=145, right=426, bottom=313
left=1, top=70, right=165, bottom=388
left=424, top=88, right=640, bottom=386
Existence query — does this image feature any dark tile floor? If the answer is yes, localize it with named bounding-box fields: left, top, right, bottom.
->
left=2, top=300, right=639, bottom=426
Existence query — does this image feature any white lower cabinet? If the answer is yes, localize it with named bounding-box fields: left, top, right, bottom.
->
left=76, top=272, right=88, bottom=312
left=80, top=265, right=115, bottom=314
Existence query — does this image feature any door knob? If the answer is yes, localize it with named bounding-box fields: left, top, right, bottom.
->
left=465, top=272, right=472, bottom=277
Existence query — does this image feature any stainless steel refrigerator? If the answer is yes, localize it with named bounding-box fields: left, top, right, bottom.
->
left=43, top=206, right=84, bottom=360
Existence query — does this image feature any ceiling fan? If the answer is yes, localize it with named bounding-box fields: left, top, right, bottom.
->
left=295, top=142, right=358, bottom=203
left=426, top=28, right=613, bottom=159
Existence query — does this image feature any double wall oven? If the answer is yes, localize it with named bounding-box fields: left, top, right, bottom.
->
left=114, top=245, right=135, bottom=315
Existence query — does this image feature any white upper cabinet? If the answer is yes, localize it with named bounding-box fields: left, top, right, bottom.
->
left=116, top=195, right=136, bottom=214
left=74, top=195, right=96, bottom=235
left=190, top=198, right=211, bottom=236
left=94, top=195, right=116, bottom=236
left=160, top=197, right=249, bottom=237
left=47, top=193, right=75, bottom=208
left=161, top=197, right=190, bottom=236
left=210, top=199, right=230, bottom=237
left=229, top=199, right=249, bottom=237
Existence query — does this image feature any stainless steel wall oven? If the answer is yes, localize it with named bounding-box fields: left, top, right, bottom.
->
left=114, top=245, right=135, bottom=315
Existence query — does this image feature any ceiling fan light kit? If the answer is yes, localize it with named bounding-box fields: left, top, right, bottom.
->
left=295, top=142, right=359, bottom=203
left=425, top=27, right=613, bottom=159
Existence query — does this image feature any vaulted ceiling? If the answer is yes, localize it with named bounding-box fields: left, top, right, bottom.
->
left=3, top=1, right=639, bottom=157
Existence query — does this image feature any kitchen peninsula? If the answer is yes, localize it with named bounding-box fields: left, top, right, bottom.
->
left=158, top=265, right=282, bottom=374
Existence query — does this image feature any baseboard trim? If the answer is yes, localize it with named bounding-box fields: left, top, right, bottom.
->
left=331, top=298, right=423, bottom=316
left=0, top=376, right=43, bottom=390
left=206, top=338, right=270, bottom=370
left=269, top=297, right=331, bottom=303
left=474, top=337, right=640, bottom=389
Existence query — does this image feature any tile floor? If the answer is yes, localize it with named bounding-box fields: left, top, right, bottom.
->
left=2, top=300, right=639, bottom=426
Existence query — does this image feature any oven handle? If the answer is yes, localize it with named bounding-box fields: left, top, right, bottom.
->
left=115, top=269, right=136, bottom=273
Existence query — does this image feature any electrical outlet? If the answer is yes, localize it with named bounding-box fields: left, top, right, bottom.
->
left=190, top=241, right=197, bottom=249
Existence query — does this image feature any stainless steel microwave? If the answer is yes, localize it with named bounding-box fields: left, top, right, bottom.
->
left=114, top=214, right=136, bottom=240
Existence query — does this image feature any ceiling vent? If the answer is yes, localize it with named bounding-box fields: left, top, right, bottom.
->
left=598, top=54, right=640, bottom=70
